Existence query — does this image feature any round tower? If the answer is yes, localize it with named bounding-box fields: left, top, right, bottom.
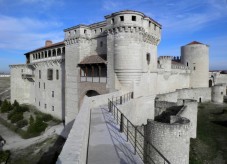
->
left=212, top=84, right=226, bottom=103
left=145, top=117, right=191, bottom=164
left=181, top=41, right=209, bottom=88
left=105, top=10, right=161, bottom=88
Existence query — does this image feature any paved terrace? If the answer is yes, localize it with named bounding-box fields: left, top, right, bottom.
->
left=87, top=104, right=143, bottom=164
left=57, top=92, right=144, bottom=164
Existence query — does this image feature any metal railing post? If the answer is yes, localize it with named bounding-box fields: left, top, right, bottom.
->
left=120, top=113, right=124, bottom=133
left=117, top=109, right=118, bottom=124
left=120, top=96, right=122, bottom=104
left=134, top=126, right=137, bottom=155
left=127, top=120, right=129, bottom=141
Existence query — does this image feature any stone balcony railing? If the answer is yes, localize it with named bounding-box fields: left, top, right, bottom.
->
left=80, top=76, right=107, bottom=83
left=21, top=73, right=35, bottom=79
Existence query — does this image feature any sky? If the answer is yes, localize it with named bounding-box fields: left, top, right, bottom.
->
left=0, top=0, right=227, bottom=73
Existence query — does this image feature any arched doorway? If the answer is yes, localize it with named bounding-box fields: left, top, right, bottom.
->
left=209, top=80, right=212, bottom=87
left=86, top=90, right=100, bottom=97
left=199, top=97, right=202, bottom=103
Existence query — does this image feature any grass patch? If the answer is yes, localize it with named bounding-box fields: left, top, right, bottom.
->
left=0, top=150, right=10, bottom=163
left=190, top=102, right=227, bottom=163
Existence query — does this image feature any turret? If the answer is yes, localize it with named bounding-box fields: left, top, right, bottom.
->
left=181, top=41, right=209, bottom=88
left=105, top=10, right=161, bottom=89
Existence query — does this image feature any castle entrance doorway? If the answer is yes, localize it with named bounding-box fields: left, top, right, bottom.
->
left=86, top=90, right=100, bottom=97
left=209, top=80, right=212, bottom=87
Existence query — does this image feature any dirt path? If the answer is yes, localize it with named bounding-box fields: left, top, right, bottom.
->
left=0, top=123, right=64, bottom=150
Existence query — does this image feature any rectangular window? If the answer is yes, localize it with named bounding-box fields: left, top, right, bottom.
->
left=44, top=82, right=45, bottom=89
left=47, top=69, right=53, bottom=80
left=39, top=82, right=40, bottom=88
left=45, top=104, right=47, bottom=109
left=149, top=21, right=151, bottom=27
left=84, top=29, right=87, bottom=34
left=56, top=70, right=59, bottom=80
left=39, top=70, right=41, bottom=79
left=100, top=28, right=102, bottom=32
left=39, top=101, right=40, bottom=106
left=52, top=106, right=54, bottom=111
left=194, top=67, right=196, bottom=70
left=52, top=91, right=54, bottom=98
left=120, top=16, right=124, bottom=21
left=111, top=18, right=114, bottom=24
left=154, top=24, right=157, bottom=30
left=132, top=16, right=136, bottom=21
left=21, top=69, right=23, bottom=73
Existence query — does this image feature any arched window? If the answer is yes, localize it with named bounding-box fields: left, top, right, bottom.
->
left=187, top=62, right=188, bottom=66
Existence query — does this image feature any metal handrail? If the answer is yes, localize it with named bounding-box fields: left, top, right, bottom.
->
left=108, top=94, right=171, bottom=164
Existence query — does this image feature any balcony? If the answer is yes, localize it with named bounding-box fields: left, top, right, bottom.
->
left=22, top=73, right=35, bottom=80
left=80, top=76, right=107, bottom=83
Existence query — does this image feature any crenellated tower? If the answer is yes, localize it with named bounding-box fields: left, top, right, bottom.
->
left=105, top=10, right=161, bottom=91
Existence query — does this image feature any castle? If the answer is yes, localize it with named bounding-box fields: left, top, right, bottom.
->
left=10, top=10, right=227, bottom=163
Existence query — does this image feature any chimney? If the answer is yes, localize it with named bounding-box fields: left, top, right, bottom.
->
left=45, top=40, right=52, bottom=47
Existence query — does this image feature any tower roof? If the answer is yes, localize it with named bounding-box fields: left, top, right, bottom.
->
left=187, top=41, right=203, bottom=45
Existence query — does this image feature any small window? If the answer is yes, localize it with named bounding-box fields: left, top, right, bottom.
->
left=120, top=16, right=124, bottom=21
left=39, top=70, right=41, bottom=79
left=100, top=41, right=103, bottom=47
left=44, top=104, right=47, bottom=109
left=154, top=24, right=157, bottom=30
left=56, top=70, right=59, bottom=80
left=44, top=82, right=45, bottom=89
left=221, top=92, right=223, bottom=95
left=187, top=62, right=189, bottom=67
left=47, top=69, right=53, bottom=80
left=194, top=67, right=196, bottom=70
left=146, top=53, right=150, bottom=65
left=84, top=29, right=87, bottom=34
left=94, top=29, right=96, bottom=34
left=39, top=101, right=40, bottom=106
left=100, top=28, right=102, bottom=32
left=132, top=16, right=136, bottom=21
left=21, top=69, right=23, bottom=73
left=74, top=30, right=76, bottom=34
left=149, top=21, right=151, bottom=27
left=52, top=106, right=54, bottom=111
left=52, top=91, right=54, bottom=98
left=39, top=82, right=40, bottom=88
left=111, top=18, right=114, bottom=24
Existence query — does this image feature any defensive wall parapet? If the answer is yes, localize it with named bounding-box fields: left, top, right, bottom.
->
left=145, top=117, right=190, bottom=164
left=57, top=91, right=122, bottom=164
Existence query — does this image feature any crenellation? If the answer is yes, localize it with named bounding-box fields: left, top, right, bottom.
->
left=10, top=10, right=227, bottom=164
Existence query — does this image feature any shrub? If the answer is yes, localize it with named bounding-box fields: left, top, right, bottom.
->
left=27, top=117, right=47, bottom=135
left=0, top=100, right=12, bottom=113
left=10, top=113, right=23, bottom=123
left=16, top=119, right=28, bottom=128
left=29, top=115, right=34, bottom=125
left=0, top=150, right=10, bottom=163
left=12, top=100, right=19, bottom=108
left=42, top=114, right=53, bottom=122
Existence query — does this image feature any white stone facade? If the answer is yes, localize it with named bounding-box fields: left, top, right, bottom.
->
left=10, top=10, right=227, bottom=163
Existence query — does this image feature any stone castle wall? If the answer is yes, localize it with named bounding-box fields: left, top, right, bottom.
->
left=10, top=65, right=33, bottom=104
left=157, top=87, right=211, bottom=103
left=145, top=117, right=190, bottom=164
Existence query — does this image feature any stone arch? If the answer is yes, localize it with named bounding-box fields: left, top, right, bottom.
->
left=57, top=48, right=61, bottom=56
left=79, top=82, right=108, bottom=107
left=209, top=79, right=212, bottom=87
left=85, top=90, right=100, bottom=97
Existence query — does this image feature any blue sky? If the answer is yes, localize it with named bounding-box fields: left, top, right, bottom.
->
left=0, top=0, right=227, bottom=73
